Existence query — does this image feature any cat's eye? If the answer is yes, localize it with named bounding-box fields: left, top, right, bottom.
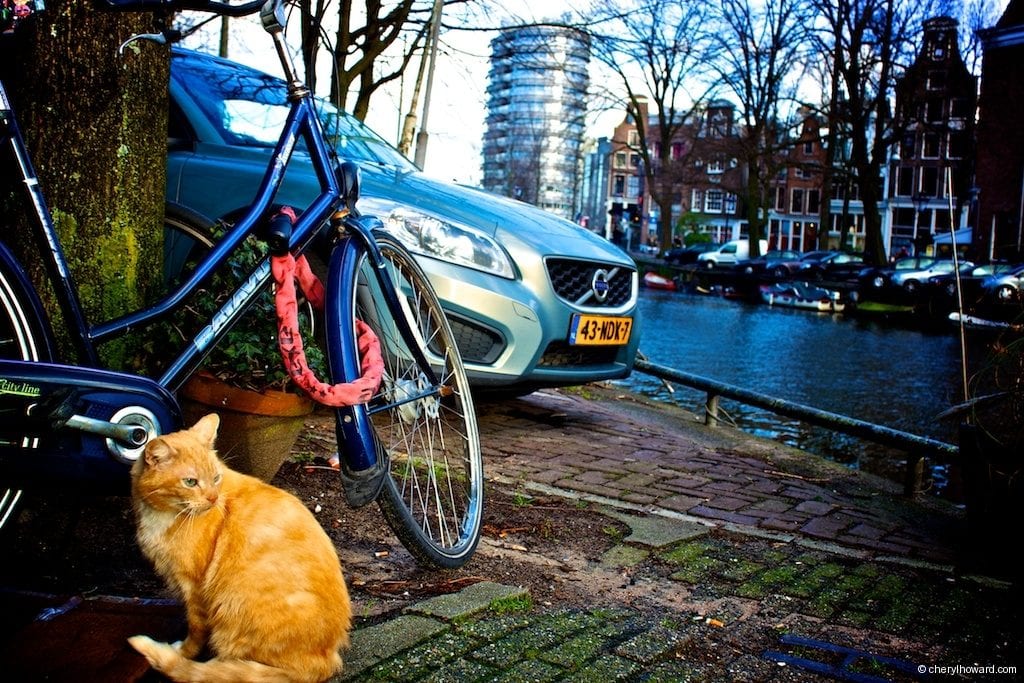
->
left=213, top=473, right=222, bottom=484
left=182, top=477, right=199, bottom=488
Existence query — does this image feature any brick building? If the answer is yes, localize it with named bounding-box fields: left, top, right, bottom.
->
left=974, top=0, right=1024, bottom=260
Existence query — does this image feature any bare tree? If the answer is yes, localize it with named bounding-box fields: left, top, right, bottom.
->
left=808, top=0, right=949, bottom=266
left=709, top=0, right=812, bottom=258
left=588, top=0, right=720, bottom=251
left=304, top=0, right=474, bottom=122
left=958, top=0, right=1005, bottom=74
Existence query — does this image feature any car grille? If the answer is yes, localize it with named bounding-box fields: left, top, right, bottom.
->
left=546, top=258, right=634, bottom=308
left=538, top=341, right=622, bottom=368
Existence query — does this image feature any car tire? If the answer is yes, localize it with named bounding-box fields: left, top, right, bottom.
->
left=772, top=266, right=788, bottom=279
left=996, top=285, right=1017, bottom=302
left=703, top=260, right=715, bottom=270
left=903, top=279, right=919, bottom=293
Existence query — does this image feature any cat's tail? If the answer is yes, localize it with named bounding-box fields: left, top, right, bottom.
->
left=128, top=635, right=337, bottom=683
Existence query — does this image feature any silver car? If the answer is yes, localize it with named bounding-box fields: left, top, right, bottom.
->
left=166, top=48, right=640, bottom=392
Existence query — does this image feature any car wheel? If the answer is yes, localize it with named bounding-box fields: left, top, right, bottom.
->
left=903, top=279, right=919, bottom=293
left=772, top=266, right=788, bottom=279
left=996, top=285, right=1017, bottom=302
left=871, top=275, right=886, bottom=288
left=703, top=260, right=715, bottom=270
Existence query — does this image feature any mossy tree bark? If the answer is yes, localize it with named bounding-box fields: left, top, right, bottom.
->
left=5, top=1, right=168, bottom=368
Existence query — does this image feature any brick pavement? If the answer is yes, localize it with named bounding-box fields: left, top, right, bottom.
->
left=476, top=386, right=964, bottom=567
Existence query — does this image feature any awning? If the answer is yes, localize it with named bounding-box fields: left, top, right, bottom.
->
left=933, top=227, right=972, bottom=244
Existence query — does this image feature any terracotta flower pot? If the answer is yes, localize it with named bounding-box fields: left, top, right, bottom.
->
left=179, top=373, right=314, bottom=482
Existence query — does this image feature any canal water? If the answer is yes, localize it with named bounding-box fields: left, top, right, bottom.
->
left=615, top=289, right=984, bottom=501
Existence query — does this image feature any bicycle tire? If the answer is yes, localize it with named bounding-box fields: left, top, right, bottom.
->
left=163, top=203, right=217, bottom=289
left=0, top=247, right=55, bottom=529
left=348, top=232, right=483, bottom=568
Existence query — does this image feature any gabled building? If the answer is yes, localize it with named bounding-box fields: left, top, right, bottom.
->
left=888, top=16, right=977, bottom=256
left=675, top=100, right=746, bottom=245
left=768, top=111, right=827, bottom=251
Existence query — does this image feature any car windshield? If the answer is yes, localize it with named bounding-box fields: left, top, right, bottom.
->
left=172, top=52, right=416, bottom=171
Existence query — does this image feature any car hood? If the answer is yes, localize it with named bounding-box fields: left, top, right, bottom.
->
left=359, top=163, right=631, bottom=264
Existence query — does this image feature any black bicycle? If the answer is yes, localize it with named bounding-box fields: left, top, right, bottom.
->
left=0, top=0, right=483, bottom=568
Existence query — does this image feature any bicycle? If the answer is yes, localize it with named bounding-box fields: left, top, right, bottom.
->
left=0, top=0, right=483, bottom=569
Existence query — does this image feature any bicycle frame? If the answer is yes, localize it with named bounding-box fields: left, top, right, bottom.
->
left=0, top=0, right=435, bottom=492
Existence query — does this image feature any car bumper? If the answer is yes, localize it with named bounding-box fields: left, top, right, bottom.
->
left=417, top=257, right=640, bottom=390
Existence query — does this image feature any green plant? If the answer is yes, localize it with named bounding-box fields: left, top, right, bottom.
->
left=164, top=222, right=326, bottom=393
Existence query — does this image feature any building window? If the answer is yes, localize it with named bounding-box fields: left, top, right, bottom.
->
left=775, top=186, right=786, bottom=210
left=614, top=152, right=627, bottom=168
left=950, top=98, right=970, bottom=119
left=948, top=131, right=967, bottom=159
left=803, top=140, right=814, bottom=155
left=900, top=134, right=915, bottom=160
left=807, top=189, right=820, bottom=215
left=926, top=69, right=946, bottom=90
left=725, top=193, right=737, bottom=214
left=790, top=188, right=805, bottom=214
left=613, top=175, right=625, bottom=196
left=921, top=166, right=939, bottom=196
left=627, top=175, right=640, bottom=197
left=628, top=130, right=640, bottom=146
left=922, top=133, right=940, bottom=159
left=691, top=189, right=702, bottom=210
left=671, top=142, right=684, bottom=160
left=707, top=158, right=724, bottom=174
left=925, top=99, right=944, bottom=123
left=705, top=189, right=724, bottom=213
left=630, top=153, right=641, bottom=168
left=897, top=166, right=914, bottom=196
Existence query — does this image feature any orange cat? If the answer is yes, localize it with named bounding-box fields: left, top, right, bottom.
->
left=127, top=413, right=350, bottom=683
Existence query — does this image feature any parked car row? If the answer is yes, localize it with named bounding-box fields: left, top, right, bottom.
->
left=166, top=48, right=641, bottom=394
left=664, top=237, right=1023, bottom=320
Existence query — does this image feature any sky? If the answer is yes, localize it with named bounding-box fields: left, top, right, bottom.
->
left=183, top=0, right=1013, bottom=188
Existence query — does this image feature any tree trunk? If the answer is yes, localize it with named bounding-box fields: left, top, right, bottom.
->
left=4, top=1, right=167, bottom=368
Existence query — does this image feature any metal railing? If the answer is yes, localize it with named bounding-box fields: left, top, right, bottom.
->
left=633, top=357, right=959, bottom=496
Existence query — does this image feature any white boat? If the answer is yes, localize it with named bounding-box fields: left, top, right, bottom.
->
left=760, top=283, right=845, bottom=313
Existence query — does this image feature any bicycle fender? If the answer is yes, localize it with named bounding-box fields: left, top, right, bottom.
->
left=323, top=236, right=378, bottom=474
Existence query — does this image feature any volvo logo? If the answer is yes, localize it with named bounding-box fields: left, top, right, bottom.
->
left=591, top=269, right=611, bottom=302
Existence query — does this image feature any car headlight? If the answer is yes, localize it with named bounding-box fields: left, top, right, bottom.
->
left=359, top=199, right=515, bottom=279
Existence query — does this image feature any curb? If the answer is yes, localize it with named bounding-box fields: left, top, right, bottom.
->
left=338, top=582, right=530, bottom=680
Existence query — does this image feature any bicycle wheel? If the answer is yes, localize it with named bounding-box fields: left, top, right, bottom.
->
left=0, top=248, right=54, bottom=529
left=350, top=233, right=483, bottom=568
left=163, top=203, right=216, bottom=290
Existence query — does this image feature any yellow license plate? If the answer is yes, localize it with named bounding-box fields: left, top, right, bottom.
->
left=568, top=314, right=633, bottom=346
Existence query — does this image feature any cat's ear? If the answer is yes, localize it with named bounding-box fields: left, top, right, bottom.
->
left=191, top=413, right=220, bottom=448
left=144, top=438, right=174, bottom=468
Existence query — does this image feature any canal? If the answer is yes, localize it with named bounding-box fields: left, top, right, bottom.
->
left=615, top=288, right=986, bottom=501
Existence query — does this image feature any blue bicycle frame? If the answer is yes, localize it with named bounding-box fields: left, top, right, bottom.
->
left=0, top=0, right=435, bottom=492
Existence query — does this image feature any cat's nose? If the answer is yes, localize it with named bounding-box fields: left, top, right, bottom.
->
left=205, top=492, right=219, bottom=505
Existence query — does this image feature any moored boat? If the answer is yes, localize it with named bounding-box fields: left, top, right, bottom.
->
left=760, top=282, right=844, bottom=312
left=643, top=272, right=677, bottom=291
